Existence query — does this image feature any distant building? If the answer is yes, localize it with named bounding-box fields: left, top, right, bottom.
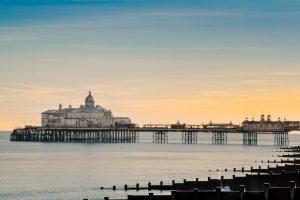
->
left=241, top=114, right=300, bottom=132
left=41, top=91, right=132, bottom=127
left=170, top=121, right=186, bottom=129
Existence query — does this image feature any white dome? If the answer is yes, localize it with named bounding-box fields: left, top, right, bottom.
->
left=85, top=91, right=95, bottom=107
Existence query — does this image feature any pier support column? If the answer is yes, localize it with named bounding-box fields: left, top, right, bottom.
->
left=243, top=131, right=257, bottom=145
left=212, top=131, right=227, bottom=144
left=153, top=131, right=168, bottom=143
left=274, top=131, right=289, bottom=146
left=182, top=131, right=198, bottom=144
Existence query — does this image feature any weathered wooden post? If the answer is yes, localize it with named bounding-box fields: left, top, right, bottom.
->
left=208, top=177, right=211, bottom=190
left=215, top=187, right=221, bottom=200
left=232, top=175, right=236, bottom=190
left=239, top=185, right=245, bottom=200
left=264, top=183, right=270, bottom=200
left=221, top=176, right=224, bottom=187
left=193, top=188, right=198, bottom=200
left=149, top=193, right=154, bottom=200
left=290, top=181, right=296, bottom=200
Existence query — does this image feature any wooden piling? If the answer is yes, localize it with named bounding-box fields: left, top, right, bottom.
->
left=264, top=183, right=270, bottom=200
left=239, top=185, right=245, bottom=200
left=215, top=187, right=221, bottom=200
left=149, top=193, right=153, bottom=200
left=193, top=188, right=198, bottom=200
left=290, top=181, right=296, bottom=200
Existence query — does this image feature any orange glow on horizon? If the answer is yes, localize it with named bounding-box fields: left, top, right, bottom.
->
left=1, top=88, right=300, bottom=130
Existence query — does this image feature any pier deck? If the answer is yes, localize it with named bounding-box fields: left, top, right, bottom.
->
left=10, top=123, right=299, bottom=145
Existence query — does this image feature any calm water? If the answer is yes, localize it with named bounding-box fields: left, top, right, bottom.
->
left=1, top=131, right=300, bottom=200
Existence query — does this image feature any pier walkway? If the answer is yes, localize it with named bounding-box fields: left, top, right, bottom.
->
left=10, top=120, right=300, bottom=145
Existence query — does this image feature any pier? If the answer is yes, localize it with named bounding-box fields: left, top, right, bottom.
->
left=10, top=127, right=139, bottom=143
left=182, top=131, right=198, bottom=144
left=153, top=130, right=168, bottom=143
left=10, top=115, right=300, bottom=145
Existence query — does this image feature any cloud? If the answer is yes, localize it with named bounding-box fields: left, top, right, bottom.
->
left=268, top=72, right=300, bottom=76
left=0, top=34, right=40, bottom=42
left=140, top=10, right=240, bottom=17
left=194, top=90, right=231, bottom=97
left=242, top=80, right=271, bottom=84
left=83, top=83, right=143, bottom=96
left=0, top=83, right=77, bottom=108
left=0, top=83, right=74, bottom=96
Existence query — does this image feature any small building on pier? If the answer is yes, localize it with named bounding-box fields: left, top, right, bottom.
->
left=242, top=114, right=300, bottom=132
left=170, top=121, right=186, bottom=129
left=41, top=91, right=132, bottom=128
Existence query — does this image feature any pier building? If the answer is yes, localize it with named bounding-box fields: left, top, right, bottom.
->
left=241, top=114, right=300, bottom=145
left=41, top=91, right=132, bottom=127
left=242, top=114, right=299, bottom=132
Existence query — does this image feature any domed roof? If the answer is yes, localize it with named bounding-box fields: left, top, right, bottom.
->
left=85, top=91, right=95, bottom=107
left=85, top=91, right=94, bottom=101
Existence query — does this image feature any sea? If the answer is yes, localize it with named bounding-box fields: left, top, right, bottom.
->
left=1, top=131, right=300, bottom=200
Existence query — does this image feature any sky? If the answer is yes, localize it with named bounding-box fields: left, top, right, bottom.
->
left=1, top=0, right=300, bottom=130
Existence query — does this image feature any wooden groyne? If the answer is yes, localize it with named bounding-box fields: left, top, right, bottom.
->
left=92, top=146, right=300, bottom=200
left=103, top=167, right=300, bottom=192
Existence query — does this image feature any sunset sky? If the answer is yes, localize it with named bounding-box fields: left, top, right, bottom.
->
left=1, top=0, right=300, bottom=130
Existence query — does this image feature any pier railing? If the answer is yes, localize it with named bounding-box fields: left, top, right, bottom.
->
left=10, top=121, right=299, bottom=145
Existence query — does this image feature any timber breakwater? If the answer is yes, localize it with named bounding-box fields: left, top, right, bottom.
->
left=86, top=146, right=300, bottom=200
